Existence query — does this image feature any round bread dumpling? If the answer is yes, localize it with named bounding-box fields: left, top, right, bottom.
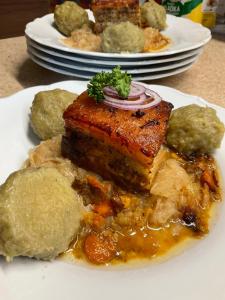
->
left=102, top=22, right=145, bottom=53
left=0, top=167, right=82, bottom=260
left=167, top=104, right=225, bottom=155
left=31, top=89, right=77, bottom=140
left=141, top=0, right=166, bottom=30
left=54, top=1, right=89, bottom=36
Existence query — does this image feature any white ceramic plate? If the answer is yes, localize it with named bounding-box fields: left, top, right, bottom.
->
left=0, top=81, right=225, bottom=300
left=25, top=12, right=211, bottom=58
left=26, top=36, right=203, bottom=66
left=27, top=51, right=196, bottom=80
left=27, top=43, right=200, bottom=73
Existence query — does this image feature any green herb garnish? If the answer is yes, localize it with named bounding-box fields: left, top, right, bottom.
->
left=87, top=66, right=132, bottom=102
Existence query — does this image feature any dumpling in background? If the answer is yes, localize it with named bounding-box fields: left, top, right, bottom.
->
left=141, top=0, right=167, bottom=30
left=102, top=21, right=145, bottom=53
left=54, top=1, right=89, bottom=36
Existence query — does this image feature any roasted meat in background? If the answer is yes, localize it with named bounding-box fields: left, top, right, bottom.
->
left=91, top=0, right=141, bottom=33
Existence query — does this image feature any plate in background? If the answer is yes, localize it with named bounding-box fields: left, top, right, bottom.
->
left=27, top=43, right=200, bottom=74
left=27, top=50, right=196, bottom=80
left=25, top=12, right=211, bottom=58
left=26, top=36, right=203, bottom=66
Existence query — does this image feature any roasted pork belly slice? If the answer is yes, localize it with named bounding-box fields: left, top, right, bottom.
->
left=91, top=0, right=141, bottom=33
left=62, top=91, right=173, bottom=191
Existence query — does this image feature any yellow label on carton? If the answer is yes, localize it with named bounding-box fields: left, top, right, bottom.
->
left=162, top=0, right=218, bottom=28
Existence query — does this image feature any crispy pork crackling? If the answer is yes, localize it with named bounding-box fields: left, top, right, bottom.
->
left=62, top=91, right=173, bottom=191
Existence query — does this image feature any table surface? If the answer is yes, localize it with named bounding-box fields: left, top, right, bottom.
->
left=0, top=35, right=225, bottom=108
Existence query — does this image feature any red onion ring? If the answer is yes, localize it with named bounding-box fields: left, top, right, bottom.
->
left=103, top=82, right=146, bottom=99
left=104, top=93, right=147, bottom=105
left=104, top=98, right=161, bottom=110
left=129, top=82, right=146, bottom=97
left=103, top=82, right=162, bottom=110
left=103, top=86, right=118, bottom=97
left=103, top=82, right=162, bottom=111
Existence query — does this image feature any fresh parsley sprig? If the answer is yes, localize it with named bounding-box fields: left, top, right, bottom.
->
left=87, top=66, right=132, bottom=103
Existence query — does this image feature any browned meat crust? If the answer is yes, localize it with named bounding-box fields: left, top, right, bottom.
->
left=63, top=91, right=173, bottom=165
left=91, top=0, right=141, bottom=33
left=62, top=91, right=173, bottom=191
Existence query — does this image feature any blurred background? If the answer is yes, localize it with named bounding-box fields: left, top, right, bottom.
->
left=0, top=0, right=49, bottom=38
left=0, top=1, right=93, bottom=38
left=0, top=0, right=224, bottom=39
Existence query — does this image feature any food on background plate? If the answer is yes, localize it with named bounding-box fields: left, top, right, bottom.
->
left=101, top=21, right=145, bottom=53
left=0, top=167, right=82, bottom=260
left=63, top=24, right=102, bottom=52
left=91, top=0, right=141, bottom=34
left=167, top=104, right=225, bottom=155
left=54, top=1, right=89, bottom=36
left=55, top=0, right=170, bottom=53
left=0, top=67, right=223, bottom=266
left=143, top=27, right=170, bottom=52
left=31, top=89, right=77, bottom=140
left=141, top=0, right=167, bottom=30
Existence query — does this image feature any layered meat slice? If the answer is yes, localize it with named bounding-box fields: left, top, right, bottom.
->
left=91, top=0, right=141, bottom=33
left=62, top=91, right=173, bottom=192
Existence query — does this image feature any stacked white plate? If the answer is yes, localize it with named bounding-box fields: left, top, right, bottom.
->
left=25, top=11, right=211, bottom=80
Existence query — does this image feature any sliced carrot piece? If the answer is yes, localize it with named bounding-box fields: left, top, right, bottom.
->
left=84, top=233, right=116, bottom=264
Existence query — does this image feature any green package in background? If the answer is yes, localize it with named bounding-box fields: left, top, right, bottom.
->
left=162, top=0, right=202, bottom=17
left=162, top=0, right=218, bottom=27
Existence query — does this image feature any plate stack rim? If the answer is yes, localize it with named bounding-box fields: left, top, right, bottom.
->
left=25, top=11, right=211, bottom=80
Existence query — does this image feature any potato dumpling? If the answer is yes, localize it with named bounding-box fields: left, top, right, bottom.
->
left=54, top=1, right=89, bottom=36
left=30, top=89, right=77, bottom=140
left=166, top=104, right=225, bottom=155
left=0, top=167, right=82, bottom=260
left=141, top=0, right=166, bottom=30
left=102, top=21, right=145, bottom=53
